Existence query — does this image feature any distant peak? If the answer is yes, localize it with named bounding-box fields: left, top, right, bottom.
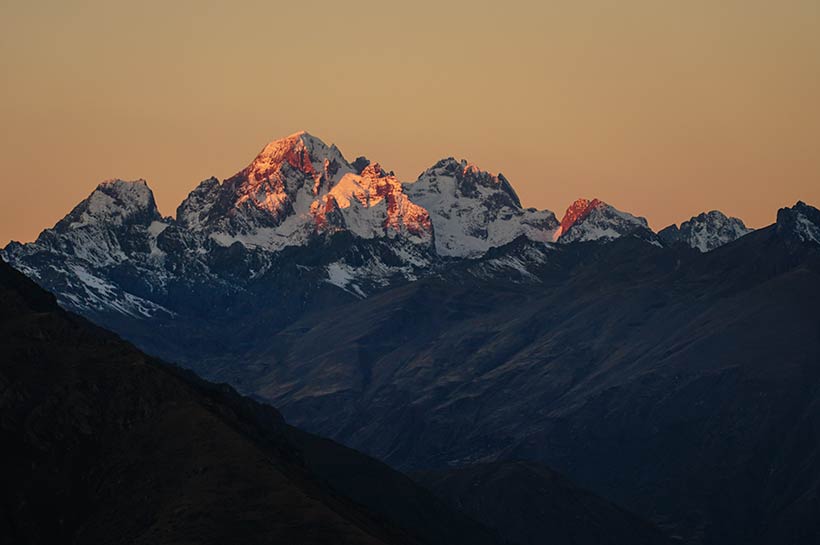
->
left=791, top=200, right=812, bottom=212
left=776, top=200, right=820, bottom=245
left=427, top=157, right=490, bottom=177
left=554, top=198, right=604, bottom=241
left=98, top=178, right=149, bottom=188
left=566, top=198, right=603, bottom=212
left=54, top=178, right=161, bottom=232
left=93, top=179, right=156, bottom=205
left=237, top=132, right=348, bottom=191
left=553, top=198, right=651, bottom=244
left=419, top=158, right=522, bottom=208
left=691, top=210, right=725, bottom=221
left=429, top=157, right=460, bottom=170
left=254, top=131, right=327, bottom=167
left=689, top=210, right=748, bottom=229
left=181, top=133, right=359, bottom=231
left=352, top=156, right=371, bottom=174
left=665, top=209, right=749, bottom=231
left=658, top=209, right=752, bottom=252
left=258, top=131, right=321, bottom=154
left=360, top=162, right=388, bottom=179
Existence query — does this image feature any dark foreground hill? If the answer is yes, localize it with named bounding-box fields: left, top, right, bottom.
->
left=0, top=258, right=502, bottom=545
left=415, top=461, right=672, bottom=545
left=0, top=257, right=678, bottom=545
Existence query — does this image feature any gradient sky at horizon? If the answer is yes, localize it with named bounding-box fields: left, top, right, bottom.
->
left=1, top=0, right=819, bottom=245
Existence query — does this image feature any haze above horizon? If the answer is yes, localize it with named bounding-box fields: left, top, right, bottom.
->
left=1, top=0, right=818, bottom=245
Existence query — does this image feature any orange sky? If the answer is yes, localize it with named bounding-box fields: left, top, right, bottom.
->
left=1, top=0, right=818, bottom=245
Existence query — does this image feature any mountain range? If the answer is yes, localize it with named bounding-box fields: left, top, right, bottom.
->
left=3, top=131, right=819, bottom=544
left=1, top=131, right=753, bottom=324
left=1, top=240, right=674, bottom=545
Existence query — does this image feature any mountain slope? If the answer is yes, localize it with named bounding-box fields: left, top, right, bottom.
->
left=2, top=178, right=176, bottom=320
left=0, top=257, right=500, bottom=545
left=414, top=462, right=671, bottom=545
left=236, top=202, right=820, bottom=545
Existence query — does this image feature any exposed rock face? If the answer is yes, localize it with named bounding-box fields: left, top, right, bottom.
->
left=658, top=210, right=752, bottom=252
left=176, top=132, right=434, bottom=251
left=776, top=200, right=820, bottom=245
left=56, top=178, right=162, bottom=231
left=553, top=198, right=653, bottom=243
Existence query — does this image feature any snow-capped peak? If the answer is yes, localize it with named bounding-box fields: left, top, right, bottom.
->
left=225, top=131, right=351, bottom=219
left=56, top=179, right=161, bottom=232
left=173, top=133, right=355, bottom=242
left=404, top=159, right=558, bottom=257
left=174, top=133, right=434, bottom=251
left=411, top=158, right=524, bottom=208
left=5, top=130, right=815, bottom=330
left=658, top=210, right=752, bottom=252
left=554, top=198, right=650, bottom=244
left=776, top=201, right=820, bottom=245
left=5, top=178, right=170, bottom=303
left=243, top=131, right=349, bottom=192
left=553, top=198, right=603, bottom=241
left=178, top=138, right=558, bottom=257
left=310, top=161, right=433, bottom=242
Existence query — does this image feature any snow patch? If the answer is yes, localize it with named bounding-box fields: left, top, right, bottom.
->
left=325, top=262, right=366, bottom=298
